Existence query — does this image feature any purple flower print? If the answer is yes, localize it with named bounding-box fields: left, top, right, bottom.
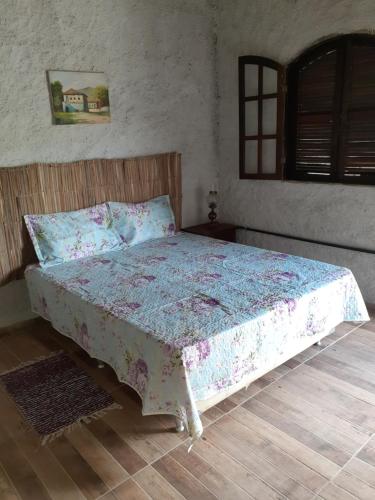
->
left=175, top=295, right=222, bottom=315
left=153, top=240, right=178, bottom=248
left=96, top=258, right=111, bottom=265
left=111, top=208, right=121, bottom=221
left=77, top=278, right=90, bottom=285
left=167, top=223, right=175, bottom=236
left=79, top=322, right=90, bottom=350
left=214, top=378, right=228, bottom=391
left=110, top=301, right=142, bottom=317
left=280, top=271, right=298, bottom=280
left=200, top=254, right=227, bottom=263
left=191, top=272, right=222, bottom=284
left=284, top=298, right=297, bottom=313
left=122, top=274, right=156, bottom=288
left=127, top=302, right=141, bottom=311
left=143, top=275, right=156, bottom=282
left=140, top=256, right=167, bottom=265
left=184, top=340, right=211, bottom=369
left=203, top=297, right=221, bottom=307
left=89, top=208, right=106, bottom=226
left=197, top=340, right=211, bottom=361
left=128, top=358, right=149, bottom=394
left=135, top=359, right=148, bottom=376
left=259, top=251, right=289, bottom=262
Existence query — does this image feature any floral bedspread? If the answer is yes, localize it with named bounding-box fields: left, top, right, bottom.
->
left=25, top=233, right=369, bottom=440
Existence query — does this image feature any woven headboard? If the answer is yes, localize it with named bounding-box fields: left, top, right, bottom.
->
left=0, top=152, right=181, bottom=285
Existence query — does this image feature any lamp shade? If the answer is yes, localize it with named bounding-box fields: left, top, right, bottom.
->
left=207, top=190, right=218, bottom=205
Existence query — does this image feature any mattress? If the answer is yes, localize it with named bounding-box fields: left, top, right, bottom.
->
left=25, top=232, right=369, bottom=439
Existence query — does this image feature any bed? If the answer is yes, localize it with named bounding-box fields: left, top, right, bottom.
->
left=25, top=231, right=369, bottom=440
left=1, top=153, right=369, bottom=441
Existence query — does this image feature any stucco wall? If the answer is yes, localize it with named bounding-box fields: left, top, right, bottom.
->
left=0, top=0, right=219, bottom=326
left=217, top=0, right=375, bottom=303
left=3, top=0, right=375, bottom=326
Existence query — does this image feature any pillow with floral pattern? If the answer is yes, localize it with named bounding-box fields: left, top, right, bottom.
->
left=24, top=204, right=122, bottom=267
left=107, top=195, right=176, bottom=247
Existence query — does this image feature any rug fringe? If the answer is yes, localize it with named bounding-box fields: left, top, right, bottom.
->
left=0, top=351, right=63, bottom=376
left=0, top=353, right=122, bottom=447
left=41, top=402, right=122, bottom=445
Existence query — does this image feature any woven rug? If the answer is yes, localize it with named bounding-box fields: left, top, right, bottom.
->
left=0, top=351, right=121, bottom=444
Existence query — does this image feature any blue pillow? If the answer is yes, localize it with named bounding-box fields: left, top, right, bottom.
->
left=24, top=203, right=122, bottom=267
left=108, top=195, right=176, bottom=246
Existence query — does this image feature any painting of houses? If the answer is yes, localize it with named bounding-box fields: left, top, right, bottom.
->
left=47, top=70, right=111, bottom=125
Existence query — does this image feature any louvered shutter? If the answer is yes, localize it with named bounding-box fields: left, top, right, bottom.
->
left=287, top=35, right=375, bottom=185
left=342, top=42, right=375, bottom=183
left=287, top=46, right=338, bottom=180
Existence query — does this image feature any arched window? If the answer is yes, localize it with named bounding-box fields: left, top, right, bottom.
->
left=239, top=56, right=284, bottom=179
left=286, top=34, right=375, bottom=185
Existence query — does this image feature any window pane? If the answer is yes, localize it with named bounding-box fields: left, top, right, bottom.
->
left=245, top=100, right=258, bottom=136
left=262, top=139, right=276, bottom=173
left=262, top=98, right=277, bottom=135
left=263, top=66, right=278, bottom=94
left=244, top=64, right=258, bottom=97
left=245, top=140, right=258, bottom=173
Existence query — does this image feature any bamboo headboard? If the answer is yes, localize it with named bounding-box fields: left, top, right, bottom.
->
left=0, top=152, right=181, bottom=285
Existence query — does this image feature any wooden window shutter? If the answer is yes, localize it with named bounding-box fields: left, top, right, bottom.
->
left=341, top=39, right=375, bottom=184
left=286, top=34, right=375, bottom=185
left=286, top=41, right=340, bottom=181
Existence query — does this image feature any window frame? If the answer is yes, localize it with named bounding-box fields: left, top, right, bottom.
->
left=285, top=34, right=375, bottom=185
left=239, top=55, right=284, bottom=180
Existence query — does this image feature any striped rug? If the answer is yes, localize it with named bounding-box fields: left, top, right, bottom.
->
left=0, top=351, right=120, bottom=443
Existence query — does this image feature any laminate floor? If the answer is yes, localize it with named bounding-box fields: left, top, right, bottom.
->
left=0, top=315, right=374, bottom=500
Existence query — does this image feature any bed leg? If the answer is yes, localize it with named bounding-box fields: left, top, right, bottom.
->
left=175, top=417, right=184, bottom=433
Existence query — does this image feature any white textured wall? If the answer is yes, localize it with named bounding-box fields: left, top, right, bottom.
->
left=0, top=0, right=219, bottom=326
left=4, top=0, right=375, bottom=326
left=1, top=0, right=218, bottom=224
left=217, top=0, right=375, bottom=303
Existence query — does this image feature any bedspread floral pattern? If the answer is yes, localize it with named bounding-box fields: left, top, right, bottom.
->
left=25, top=233, right=369, bottom=440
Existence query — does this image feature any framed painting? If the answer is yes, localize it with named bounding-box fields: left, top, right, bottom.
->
left=47, top=70, right=111, bottom=125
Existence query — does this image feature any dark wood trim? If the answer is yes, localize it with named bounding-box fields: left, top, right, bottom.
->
left=239, top=55, right=284, bottom=180
left=238, top=57, right=246, bottom=179
left=182, top=222, right=238, bottom=243
left=276, top=65, right=285, bottom=179
left=245, top=134, right=277, bottom=140
left=332, top=38, right=348, bottom=183
left=238, top=173, right=283, bottom=180
left=336, top=37, right=351, bottom=182
left=258, top=65, right=263, bottom=174
left=245, top=93, right=278, bottom=102
left=285, top=33, right=375, bottom=185
left=239, top=55, right=282, bottom=69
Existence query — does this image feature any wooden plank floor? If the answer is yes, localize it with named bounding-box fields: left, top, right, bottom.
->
left=0, top=316, right=375, bottom=499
